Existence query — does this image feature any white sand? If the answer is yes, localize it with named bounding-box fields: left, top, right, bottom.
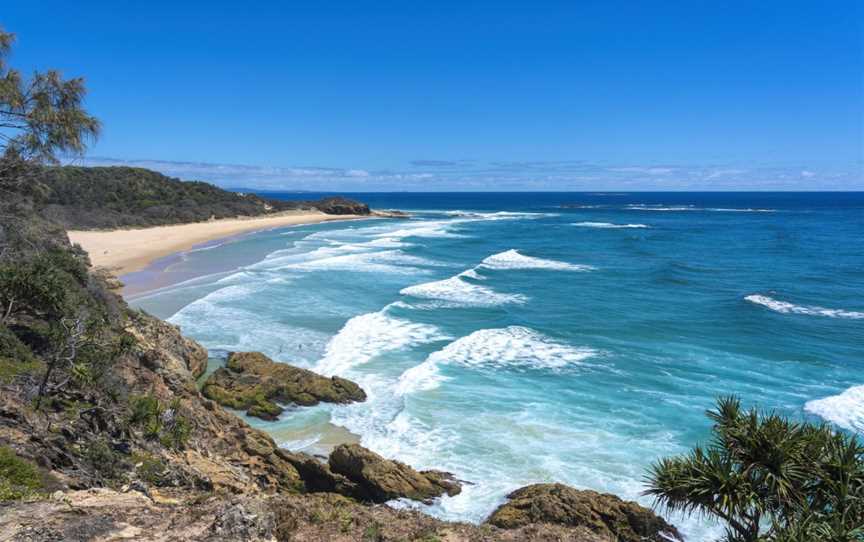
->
left=68, top=211, right=369, bottom=275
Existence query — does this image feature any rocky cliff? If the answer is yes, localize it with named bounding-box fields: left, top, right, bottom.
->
left=0, top=179, right=677, bottom=541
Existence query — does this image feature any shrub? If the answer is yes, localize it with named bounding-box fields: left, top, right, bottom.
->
left=0, top=325, right=41, bottom=383
left=645, top=396, right=864, bottom=541
left=0, top=446, right=46, bottom=501
left=128, top=395, right=192, bottom=450
left=83, top=439, right=126, bottom=482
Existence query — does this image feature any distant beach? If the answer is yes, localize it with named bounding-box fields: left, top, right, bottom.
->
left=68, top=210, right=372, bottom=275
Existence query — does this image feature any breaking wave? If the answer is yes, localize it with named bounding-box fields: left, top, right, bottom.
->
left=397, top=326, right=597, bottom=396
left=745, top=295, right=864, bottom=319
left=805, top=386, right=864, bottom=433
left=479, top=249, right=593, bottom=271
left=400, top=275, right=527, bottom=307
left=572, top=222, right=649, bottom=229
left=315, top=308, right=449, bottom=376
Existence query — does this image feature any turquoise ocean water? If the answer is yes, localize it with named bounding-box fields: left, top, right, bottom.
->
left=129, top=192, right=863, bottom=540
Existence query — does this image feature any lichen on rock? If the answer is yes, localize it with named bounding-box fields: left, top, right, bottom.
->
left=486, top=483, right=682, bottom=542
left=327, top=443, right=462, bottom=504
left=201, top=351, right=366, bottom=420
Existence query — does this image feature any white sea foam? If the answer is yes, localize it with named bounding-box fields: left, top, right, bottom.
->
left=397, top=326, right=597, bottom=395
left=188, top=241, right=227, bottom=252
left=432, top=210, right=556, bottom=219
left=315, top=310, right=449, bottom=376
left=572, top=222, right=649, bottom=229
left=805, top=385, right=864, bottom=433
left=457, top=268, right=485, bottom=280
left=624, top=204, right=776, bottom=212
left=479, top=249, right=593, bottom=271
left=278, top=251, right=431, bottom=274
left=625, top=204, right=695, bottom=211
left=745, top=295, right=864, bottom=319
left=400, top=275, right=527, bottom=307
left=374, top=224, right=464, bottom=240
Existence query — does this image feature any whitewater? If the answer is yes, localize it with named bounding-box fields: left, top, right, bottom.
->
left=128, top=192, right=864, bottom=541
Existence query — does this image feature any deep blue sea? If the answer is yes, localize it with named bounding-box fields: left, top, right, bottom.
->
left=129, top=192, right=864, bottom=540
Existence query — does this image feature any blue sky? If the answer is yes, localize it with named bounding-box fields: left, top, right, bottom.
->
left=4, top=1, right=862, bottom=190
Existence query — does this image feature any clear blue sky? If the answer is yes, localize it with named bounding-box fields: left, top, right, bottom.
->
left=4, top=1, right=863, bottom=190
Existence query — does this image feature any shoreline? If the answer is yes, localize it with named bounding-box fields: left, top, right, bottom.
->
left=68, top=210, right=382, bottom=276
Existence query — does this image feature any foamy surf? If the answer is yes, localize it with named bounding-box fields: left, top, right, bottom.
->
left=745, top=295, right=864, bottom=319
left=573, top=222, right=649, bottom=229
left=400, top=275, right=527, bottom=307
left=479, top=249, right=593, bottom=271
left=805, top=385, right=864, bottom=433
left=315, top=309, right=450, bottom=376
left=397, top=326, right=597, bottom=395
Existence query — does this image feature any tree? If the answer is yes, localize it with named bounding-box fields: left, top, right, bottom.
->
left=645, top=396, right=864, bottom=541
left=0, top=27, right=100, bottom=168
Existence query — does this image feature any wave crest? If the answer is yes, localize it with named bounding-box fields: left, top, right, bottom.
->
left=315, top=309, right=449, bottom=376
left=480, top=249, right=593, bottom=271
left=400, top=275, right=526, bottom=307
left=573, top=222, right=649, bottom=229
left=745, top=295, right=864, bottom=319
left=397, top=326, right=597, bottom=395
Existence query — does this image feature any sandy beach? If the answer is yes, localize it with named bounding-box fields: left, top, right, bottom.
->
left=68, top=211, right=371, bottom=275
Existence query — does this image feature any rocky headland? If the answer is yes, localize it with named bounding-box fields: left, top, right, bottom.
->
left=0, top=177, right=678, bottom=542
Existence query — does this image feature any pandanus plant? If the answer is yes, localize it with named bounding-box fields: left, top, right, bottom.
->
left=644, top=396, right=864, bottom=541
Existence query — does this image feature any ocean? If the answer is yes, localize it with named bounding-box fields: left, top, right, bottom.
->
left=128, top=192, right=864, bottom=540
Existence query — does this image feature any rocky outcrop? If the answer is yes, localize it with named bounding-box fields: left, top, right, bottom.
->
left=486, top=483, right=681, bottom=542
left=0, top=488, right=612, bottom=542
left=327, top=443, right=462, bottom=504
left=127, top=312, right=209, bottom=379
left=312, top=196, right=370, bottom=215
left=201, top=352, right=366, bottom=420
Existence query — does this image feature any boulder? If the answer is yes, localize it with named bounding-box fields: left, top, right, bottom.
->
left=275, top=449, right=362, bottom=497
left=486, top=483, right=681, bottom=542
left=201, top=352, right=366, bottom=420
left=328, top=443, right=461, bottom=504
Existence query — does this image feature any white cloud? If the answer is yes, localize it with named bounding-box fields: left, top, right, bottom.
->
left=62, top=156, right=860, bottom=191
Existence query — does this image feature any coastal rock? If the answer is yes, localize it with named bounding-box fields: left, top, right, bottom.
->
left=127, top=313, right=209, bottom=380
left=486, top=483, right=681, bottom=542
left=328, top=443, right=462, bottom=504
left=312, top=196, right=370, bottom=215
left=201, top=352, right=366, bottom=420
left=276, top=449, right=362, bottom=497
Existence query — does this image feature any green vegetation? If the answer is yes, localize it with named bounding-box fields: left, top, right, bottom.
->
left=0, top=27, right=99, bottom=166
left=0, top=325, right=41, bottom=383
left=31, top=165, right=371, bottom=229
left=37, top=165, right=311, bottom=229
left=0, top=446, right=47, bottom=501
left=132, top=452, right=168, bottom=486
left=128, top=394, right=192, bottom=450
left=645, top=396, right=864, bottom=541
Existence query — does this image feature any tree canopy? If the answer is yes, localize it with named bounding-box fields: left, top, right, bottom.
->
left=0, top=27, right=100, bottom=165
left=645, top=396, right=864, bottom=541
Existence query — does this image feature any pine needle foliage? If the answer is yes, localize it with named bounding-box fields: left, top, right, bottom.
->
left=0, top=27, right=100, bottom=165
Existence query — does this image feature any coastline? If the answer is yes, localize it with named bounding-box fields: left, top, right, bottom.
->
left=68, top=210, right=380, bottom=276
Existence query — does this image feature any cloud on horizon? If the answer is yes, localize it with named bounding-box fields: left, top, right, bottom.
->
left=67, top=156, right=863, bottom=192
